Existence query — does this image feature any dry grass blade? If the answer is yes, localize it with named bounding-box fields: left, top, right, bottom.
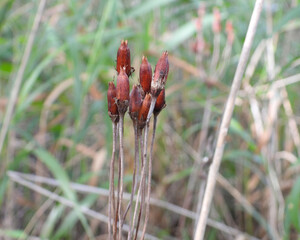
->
left=7, top=170, right=260, bottom=240
left=7, top=171, right=159, bottom=240
left=194, top=0, right=265, bottom=238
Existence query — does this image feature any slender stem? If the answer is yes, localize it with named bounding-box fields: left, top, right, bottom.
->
left=123, top=121, right=139, bottom=229
left=141, top=115, right=157, bottom=239
left=194, top=0, right=264, bottom=239
left=114, top=153, right=121, bottom=240
left=109, top=122, right=117, bottom=239
left=127, top=127, right=141, bottom=239
left=131, top=130, right=144, bottom=238
left=134, top=121, right=150, bottom=240
left=118, top=114, right=125, bottom=240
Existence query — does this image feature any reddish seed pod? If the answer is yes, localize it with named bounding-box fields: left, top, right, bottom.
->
left=107, top=81, right=119, bottom=123
left=116, top=40, right=132, bottom=77
left=212, top=8, right=221, bottom=33
left=151, top=51, right=169, bottom=98
left=129, top=85, right=142, bottom=121
left=154, top=89, right=166, bottom=116
left=226, top=20, right=234, bottom=44
left=139, top=56, right=152, bottom=95
left=116, top=67, right=130, bottom=114
left=138, top=94, right=152, bottom=129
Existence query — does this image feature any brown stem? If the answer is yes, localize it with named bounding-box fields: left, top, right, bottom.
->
left=123, top=121, right=139, bottom=230
left=118, top=113, right=125, bottom=240
left=109, top=122, right=118, bottom=239
left=141, top=115, right=158, bottom=239
left=134, top=121, right=150, bottom=240
left=114, top=153, right=121, bottom=240
left=130, top=129, right=144, bottom=238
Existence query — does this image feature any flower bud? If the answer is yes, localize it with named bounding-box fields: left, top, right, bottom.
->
left=116, top=67, right=130, bottom=114
left=116, top=40, right=133, bottom=77
left=129, top=85, right=142, bottom=121
left=138, top=94, right=151, bottom=129
left=154, top=89, right=166, bottom=116
left=226, top=20, right=234, bottom=44
left=139, top=56, right=152, bottom=95
left=107, top=81, right=119, bottom=123
left=151, top=51, right=169, bottom=98
left=212, top=8, right=221, bottom=33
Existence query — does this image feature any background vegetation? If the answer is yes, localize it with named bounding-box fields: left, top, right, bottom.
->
left=0, top=0, right=300, bottom=239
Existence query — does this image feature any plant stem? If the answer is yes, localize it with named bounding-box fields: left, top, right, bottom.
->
left=114, top=153, right=121, bottom=240
left=194, top=0, right=264, bottom=239
left=141, top=115, right=157, bottom=239
left=134, top=121, right=150, bottom=240
left=130, top=129, right=144, bottom=239
left=118, top=113, right=125, bottom=240
left=135, top=95, right=157, bottom=239
left=124, top=121, right=139, bottom=237
left=109, top=122, right=118, bottom=239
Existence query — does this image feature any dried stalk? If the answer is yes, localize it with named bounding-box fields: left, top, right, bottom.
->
left=8, top=170, right=261, bottom=240
left=8, top=171, right=159, bottom=240
left=130, top=130, right=144, bottom=239
left=124, top=121, right=139, bottom=237
left=109, top=122, right=118, bottom=239
left=141, top=115, right=158, bottom=239
left=118, top=113, right=125, bottom=240
left=134, top=122, right=150, bottom=240
left=194, top=0, right=264, bottom=238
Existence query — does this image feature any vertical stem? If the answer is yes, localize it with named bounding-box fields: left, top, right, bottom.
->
left=114, top=154, right=121, bottom=240
left=109, top=122, right=117, bottom=239
left=123, top=121, right=139, bottom=231
left=118, top=113, right=125, bottom=240
left=134, top=121, right=150, bottom=240
left=130, top=130, right=144, bottom=239
left=141, top=115, right=157, bottom=239
left=194, top=0, right=264, bottom=239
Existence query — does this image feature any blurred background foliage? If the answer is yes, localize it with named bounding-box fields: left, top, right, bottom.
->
left=0, top=0, right=300, bottom=239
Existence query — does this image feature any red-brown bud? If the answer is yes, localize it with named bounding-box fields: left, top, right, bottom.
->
left=139, top=56, right=152, bottom=95
left=129, top=85, right=142, bottom=120
left=212, top=8, right=221, bottom=33
left=107, top=82, right=119, bottom=123
left=154, top=89, right=166, bottom=116
left=116, top=67, right=130, bottom=114
left=138, top=94, right=151, bottom=129
left=116, top=40, right=133, bottom=77
left=196, top=4, right=205, bottom=31
left=226, top=20, right=234, bottom=44
left=151, top=51, right=169, bottom=98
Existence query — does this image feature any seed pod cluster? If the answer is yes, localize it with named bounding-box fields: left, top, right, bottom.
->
left=107, top=40, right=169, bottom=124
left=106, top=40, right=170, bottom=238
